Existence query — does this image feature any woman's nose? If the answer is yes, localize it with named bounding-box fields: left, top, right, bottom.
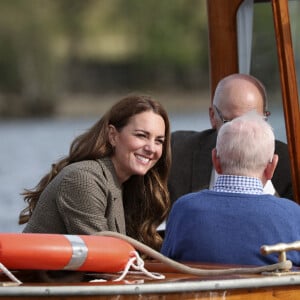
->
left=144, top=141, right=155, bottom=152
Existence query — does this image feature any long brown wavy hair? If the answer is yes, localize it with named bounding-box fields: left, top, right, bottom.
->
left=19, top=94, right=171, bottom=251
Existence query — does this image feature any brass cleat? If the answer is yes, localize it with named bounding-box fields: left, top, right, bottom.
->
left=261, top=241, right=300, bottom=276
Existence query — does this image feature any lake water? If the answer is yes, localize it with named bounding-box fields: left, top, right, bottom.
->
left=0, top=109, right=287, bottom=232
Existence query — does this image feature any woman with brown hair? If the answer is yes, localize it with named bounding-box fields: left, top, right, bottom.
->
left=19, top=94, right=171, bottom=251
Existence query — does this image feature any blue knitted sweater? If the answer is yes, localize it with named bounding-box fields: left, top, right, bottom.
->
left=161, top=190, right=300, bottom=266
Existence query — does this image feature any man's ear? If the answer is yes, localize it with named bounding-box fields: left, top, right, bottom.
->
left=264, top=154, right=279, bottom=180
left=209, top=106, right=217, bottom=129
left=212, top=148, right=222, bottom=174
left=108, top=124, right=117, bottom=146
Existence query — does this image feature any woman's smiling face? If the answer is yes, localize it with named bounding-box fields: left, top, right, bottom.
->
left=109, top=110, right=166, bottom=183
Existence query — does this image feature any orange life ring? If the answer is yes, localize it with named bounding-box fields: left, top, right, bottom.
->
left=0, top=233, right=135, bottom=272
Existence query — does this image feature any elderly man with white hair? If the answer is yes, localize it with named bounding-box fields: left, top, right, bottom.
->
left=161, top=112, right=300, bottom=266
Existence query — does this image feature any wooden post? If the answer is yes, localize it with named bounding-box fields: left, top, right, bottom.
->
left=206, top=0, right=244, bottom=100
left=272, top=0, right=300, bottom=203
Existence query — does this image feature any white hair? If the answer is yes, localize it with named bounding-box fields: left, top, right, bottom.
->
left=216, top=111, right=275, bottom=176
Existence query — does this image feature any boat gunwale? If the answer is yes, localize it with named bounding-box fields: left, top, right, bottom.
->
left=1, top=274, right=300, bottom=296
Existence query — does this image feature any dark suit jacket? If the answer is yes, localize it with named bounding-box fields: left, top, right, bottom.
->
left=168, top=129, right=294, bottom=203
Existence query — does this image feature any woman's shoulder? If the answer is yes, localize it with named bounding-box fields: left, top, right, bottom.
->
left=65, top=157, right=112, bottom=171
left=58, top=158, right=113, bottom=182
left=69, top=157, right=120, bottom=186
left=62, top=159, right=98, bottom=173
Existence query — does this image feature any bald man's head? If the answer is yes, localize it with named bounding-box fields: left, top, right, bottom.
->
left=209, top=74, right=268, bottom=130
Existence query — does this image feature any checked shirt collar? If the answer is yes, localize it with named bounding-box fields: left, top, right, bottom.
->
left=213, top=175, right=264, bottom=195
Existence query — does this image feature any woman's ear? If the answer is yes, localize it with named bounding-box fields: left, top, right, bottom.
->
left=212, top=148, right=222, bottom=174
left=108, top=124, right=117, bottom=146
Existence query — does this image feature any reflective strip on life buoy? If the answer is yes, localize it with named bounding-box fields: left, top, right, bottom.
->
left=63, top=235, right=88, bottom=270
left=0, top=233, right=135, bottom=272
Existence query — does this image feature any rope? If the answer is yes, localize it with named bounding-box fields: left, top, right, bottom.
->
left=90, top=251, right=165, bottom=282
left=125, top=251, right=165, bottom=279
left=95, top=231, right=293, bottom=277
left=0, top=263, right=22, bottom=285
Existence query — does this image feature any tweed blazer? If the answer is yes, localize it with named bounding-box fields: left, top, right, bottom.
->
left=168, top=129, right=294, bottom=204
left=23, top=157, right=126, bottom=235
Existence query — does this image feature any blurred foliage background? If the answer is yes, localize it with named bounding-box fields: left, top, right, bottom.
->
left=0, top=0, right=281, bottom=117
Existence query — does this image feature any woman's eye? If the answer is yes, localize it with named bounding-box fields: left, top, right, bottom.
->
left=156, top=139, right=165, bottom=145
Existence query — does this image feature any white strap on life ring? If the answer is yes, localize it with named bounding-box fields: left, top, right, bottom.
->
left=63, top=235, right=88, bottom=270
